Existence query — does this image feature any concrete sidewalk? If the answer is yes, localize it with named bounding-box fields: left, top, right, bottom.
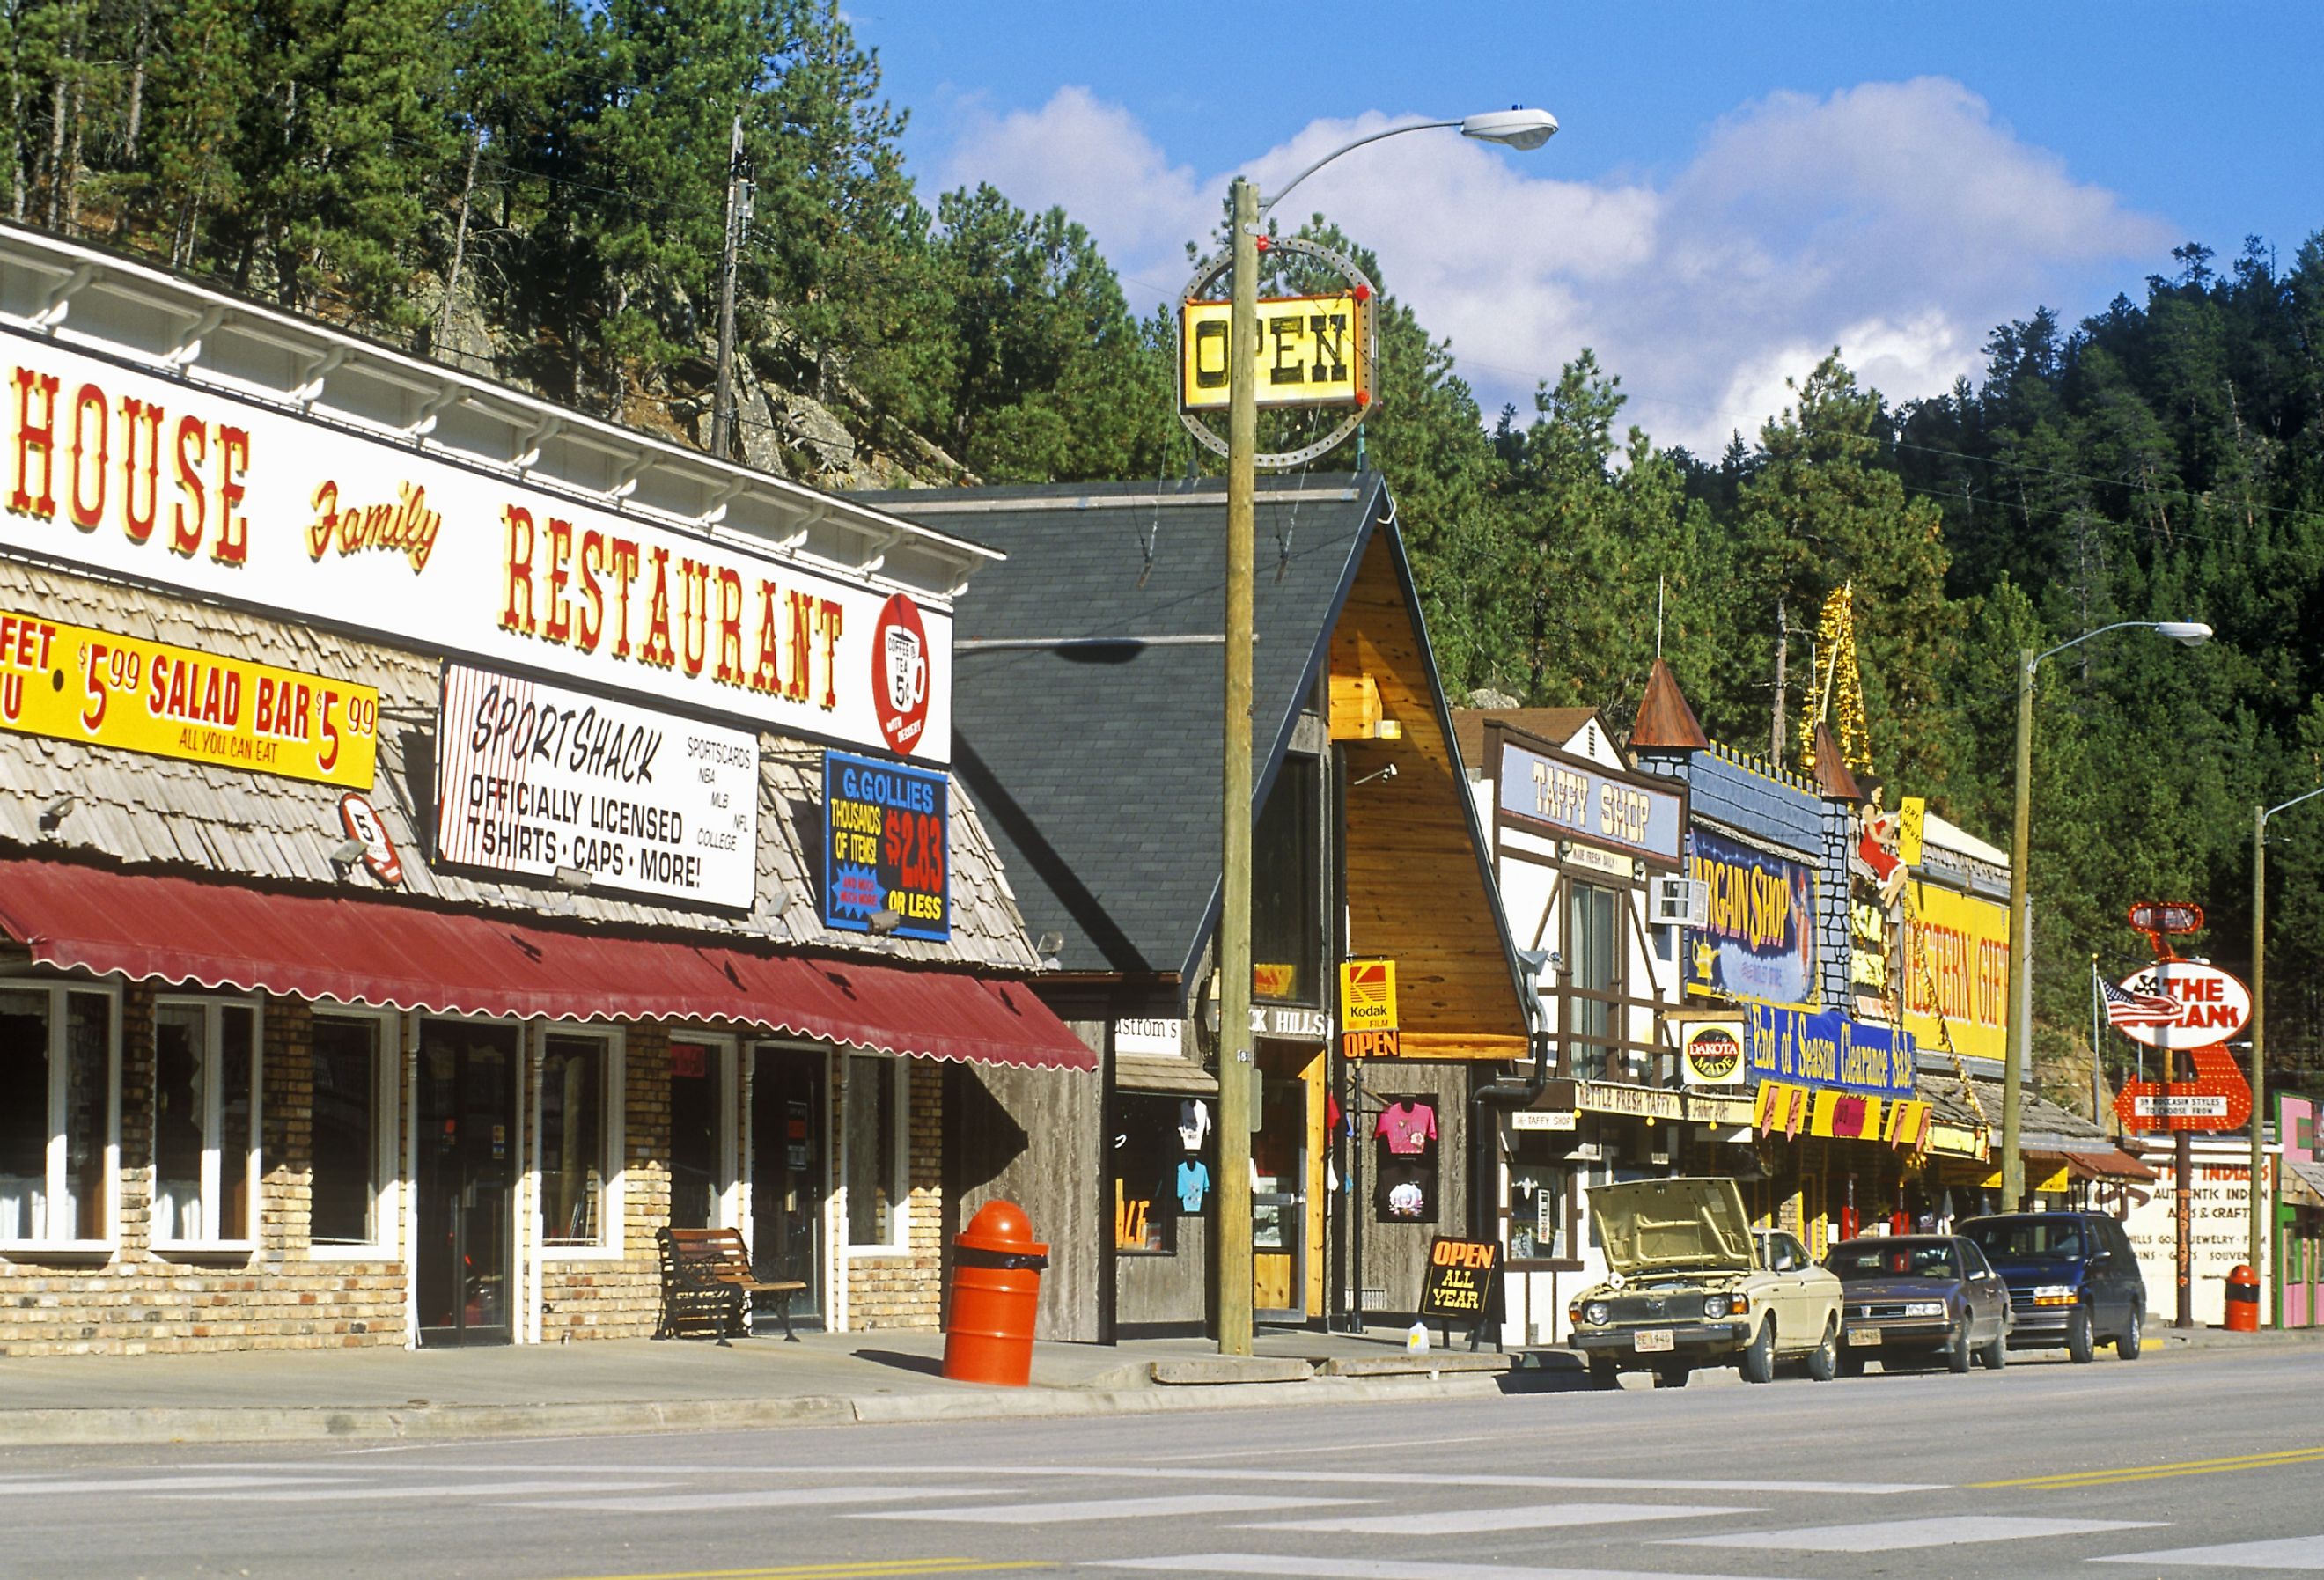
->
left=0, top=1324, right=1553, bottom=1447
left=2, top=1319, right=2310, bottom=1449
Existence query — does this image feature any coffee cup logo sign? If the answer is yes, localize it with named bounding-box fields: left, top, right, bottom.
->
left=872, top=594, right=930, bottom=757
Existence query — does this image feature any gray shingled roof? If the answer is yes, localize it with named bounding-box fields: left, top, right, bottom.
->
left=0, top=557, right=1038, bottom=974
left=856, top=476, right=1383, bottom=988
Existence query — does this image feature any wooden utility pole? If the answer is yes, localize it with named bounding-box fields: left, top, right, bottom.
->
left=710, top=114, right=748, bottom=459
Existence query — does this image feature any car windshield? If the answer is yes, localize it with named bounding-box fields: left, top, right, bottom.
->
left=1828, top=1241, right=1960, bottom=1281
left=1965, top=1219, right=2085, bottom=1260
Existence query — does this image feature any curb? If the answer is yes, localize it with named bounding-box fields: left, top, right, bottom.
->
left=0, top=1371, right=1523, bottom=1449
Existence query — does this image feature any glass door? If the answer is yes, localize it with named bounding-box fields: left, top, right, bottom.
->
left=749, top=1048, right=825, bottom=1331
left=1252, top=1055, right=1310, bottom=1323
left=416, top=1021, right=518, bottom=1347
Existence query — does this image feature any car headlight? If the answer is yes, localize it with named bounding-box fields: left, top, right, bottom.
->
left=1702, top=1294, right=1727, bottom=1319
left=1903, top=1300, right=1945, bottom=1317
left=1582, top=1300, right=1610, bottom=1326
left=2031, top=1285, right=2079, bottom=1306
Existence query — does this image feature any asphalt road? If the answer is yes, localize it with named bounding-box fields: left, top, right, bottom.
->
left=4, top=1344, right=2319, bottom=1580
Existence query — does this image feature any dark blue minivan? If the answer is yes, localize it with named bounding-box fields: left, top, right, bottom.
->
left=1959, top=1211, right=2146, bottom=1363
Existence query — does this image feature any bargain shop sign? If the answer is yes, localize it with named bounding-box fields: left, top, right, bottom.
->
left=0, top=330, right=951, bottom=763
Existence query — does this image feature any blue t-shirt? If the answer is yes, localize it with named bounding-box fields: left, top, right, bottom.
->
left=1176, top=1159, right=1210, bottom=1213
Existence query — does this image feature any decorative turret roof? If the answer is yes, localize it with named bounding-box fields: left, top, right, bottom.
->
left=1810, top=722, right=1864, bottom=801
left=1629, top=658, right=1710, bottom=751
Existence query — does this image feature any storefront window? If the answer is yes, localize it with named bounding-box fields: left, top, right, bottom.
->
left=541, top=1033, right=613, bottom=1248
left=1253, top=759, right=1320, bottom=1003
left=1111, top=1092, right=1198, bottom=1253
left=1372, top=1094, right=1440, bottom=1224
left=1507, top=1166, right=1567, bottom=1261
left=843, top=1055, right=904, bottom=1248
left=152, top=999, right=259, bottom=1247
left=309, top=1013, right=390, bottom=1249
left=668, top=1039, right=726, bottom=1230
left=0, top=983, right=114, bottom=1246
left=1568, top=882, right=1622, bottom=1079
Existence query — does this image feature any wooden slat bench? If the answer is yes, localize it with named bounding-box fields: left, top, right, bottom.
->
left=655, top=1226, right=805, bottom=1344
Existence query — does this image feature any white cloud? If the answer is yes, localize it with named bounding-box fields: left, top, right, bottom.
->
left=935, top=79, right=2175, bottom=453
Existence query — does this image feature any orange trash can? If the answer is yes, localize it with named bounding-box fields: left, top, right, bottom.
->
left=2225, top=1263, right=2261, bottom=1332
left=943, top=1200, right=1048, bottom=1385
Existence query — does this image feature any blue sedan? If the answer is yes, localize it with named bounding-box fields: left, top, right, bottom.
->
left=1825, top=1234, right=2015, bottom=1376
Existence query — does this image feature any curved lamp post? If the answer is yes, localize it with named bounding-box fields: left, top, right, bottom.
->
left=2002, top=621, right=2211, bottom=1210
left=1213, top=107, right=1556, bottom=1357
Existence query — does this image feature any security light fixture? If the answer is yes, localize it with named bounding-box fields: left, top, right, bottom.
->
left=37, top=793, right=74, bottom=831
left=329, top=836, right=368, bottom=866
left=1034, top=930, right=1064, bottom=960
left=1351, top=761, right=1399, bottom=788
left=867, top=907, right=902, bottom=936
left=553, top=864, right=593, bottom=892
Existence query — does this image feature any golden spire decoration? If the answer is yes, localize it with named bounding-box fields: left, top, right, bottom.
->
left=1799, top=584, right=1873, bottom=782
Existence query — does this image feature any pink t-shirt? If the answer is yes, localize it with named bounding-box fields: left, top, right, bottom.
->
left=1375, top=1101, right=1438, bottom=1155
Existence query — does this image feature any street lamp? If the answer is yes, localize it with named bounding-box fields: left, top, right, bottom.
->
left=2002, top=621, right=2213, bottom=1209
left=1213, top=107, right=1558, bottom=1358
left=2249, top=784, right=2324, bottom=1291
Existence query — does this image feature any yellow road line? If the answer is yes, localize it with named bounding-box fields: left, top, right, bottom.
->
left=558, top=1560, right=1055, bottom=1580
left=1972, top=1445, right=2324, bottom=1490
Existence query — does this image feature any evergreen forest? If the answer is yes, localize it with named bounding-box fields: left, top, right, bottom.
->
left=7, top=0, right=2324, bottom=1101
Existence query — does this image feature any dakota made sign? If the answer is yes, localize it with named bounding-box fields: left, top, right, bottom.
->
left=1179, top=292, right=1370, bottom=412
left=434, top=663, right=759, bottom=909
left=821, top=749, right=949, bottom=941
left=0, top=332, right=952, bottom=762
left=0, top=609, right=378, bottom=787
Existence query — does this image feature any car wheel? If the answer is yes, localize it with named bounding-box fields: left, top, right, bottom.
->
left=1588, top=1356, right=1621, bottom=1389
left=1838, top=1348, right=1867, bottom=1378
left=2116, top=1307, right=2144, bottom=1361
left=1947, top=1317, right=1973, bottom=1373
left=1978, top=1327, right=2008, bottom=1370
left=1806, top=1319, right=1838, bottom=1382
left=1653, top=1363, right=1690, bottom=1389
left=1739, top=1317, right=1777, bottom=1385
left=2067, top=1308, right=2095, bottom=1364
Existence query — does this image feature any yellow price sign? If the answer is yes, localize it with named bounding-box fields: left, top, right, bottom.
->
left=1898, top=795, right=1926, bottom=866
left=1180, top=291, right=1371, bottom=412
left=1340, top=958, right=1399, bottom=1032
left=0, top=611, right=379, bottom=787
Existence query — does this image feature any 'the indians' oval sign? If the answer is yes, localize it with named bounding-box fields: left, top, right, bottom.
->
left=2110, top=962, right=2252, bottom=1049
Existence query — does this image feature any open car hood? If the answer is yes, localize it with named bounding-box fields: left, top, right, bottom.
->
left=1590, top=1177, right=1754, bottom=1278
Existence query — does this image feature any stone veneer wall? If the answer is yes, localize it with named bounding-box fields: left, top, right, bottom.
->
left=844, top=1058, right=945, bottom=1329
left=0, top=987, right=407, bottom=1357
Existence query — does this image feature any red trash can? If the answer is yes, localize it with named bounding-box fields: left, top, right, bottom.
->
left=2225, top=1263, right=2261, bottom=1332
left=943, top=1200, right=1048, bottom=1386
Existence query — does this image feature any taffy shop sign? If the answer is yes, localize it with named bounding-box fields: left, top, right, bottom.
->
left=0, top=331, right=952, bottom=762
left=433, top=662, right=759, bottom=909
left=1748, top=1003, right=1916, bottom=1099
left=821, top=748, right=949, bottom=941
left=0, top=609, right=378, bottom=787
left=1497, top=737, right=1681, bottom=863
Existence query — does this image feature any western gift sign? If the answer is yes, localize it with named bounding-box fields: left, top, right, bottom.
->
left=0, top=331, right=952, bottom=763
left=0, top=609, right=378, bottom=786
left=821, top=748, right=949, bottom=941
left=1747, top=1003, right=1915, bottom=1099
left=1497, top=737, right=1682, bottom=863
left=434, top=663, right=759, bottom=908
left=1684, top=829, right=1818, bottom=1010
left=1901, top=882, right=2010, bottom=1061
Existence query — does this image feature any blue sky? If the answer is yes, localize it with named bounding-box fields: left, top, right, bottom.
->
left=845, top=2, right=2324, bottom=452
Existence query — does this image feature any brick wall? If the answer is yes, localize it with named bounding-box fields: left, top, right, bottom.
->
left=0, top=987, right=405, bottom=1357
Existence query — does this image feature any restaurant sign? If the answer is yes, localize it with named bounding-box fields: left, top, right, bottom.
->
left=1684, top=829, right=1817, bottom=1009
left=1747, top=1003, right=1916, bottom=1099
left=1497, top=738, right=1682, bottom=863
left=821, top=748, right=949, bottom=941
left=435, top=663, right=759, bottom=909
left=0, top=331, right=953, bottom=762
left=0, top=609, right=378, bottom=787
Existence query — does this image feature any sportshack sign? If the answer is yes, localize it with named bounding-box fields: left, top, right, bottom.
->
left=434, top=662, right=760, bottom=910
left=0, top=329, right=952, bottom=763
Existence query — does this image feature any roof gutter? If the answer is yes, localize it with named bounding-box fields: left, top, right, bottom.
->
left=1471, top=952, right=1563, bottom=1242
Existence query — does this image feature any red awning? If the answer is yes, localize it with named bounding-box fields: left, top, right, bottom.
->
left=0, top=857, right=1093, bottom=1071
left=2063, top=1149, right=2160, bottom=1183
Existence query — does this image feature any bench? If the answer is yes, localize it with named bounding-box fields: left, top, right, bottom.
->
left=655, top=1226, right=805, bottom=1344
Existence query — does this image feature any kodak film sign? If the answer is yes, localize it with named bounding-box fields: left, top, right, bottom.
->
left=0, top=330, right=952, bottom=764
left=0, top=608, right=378, bottom=786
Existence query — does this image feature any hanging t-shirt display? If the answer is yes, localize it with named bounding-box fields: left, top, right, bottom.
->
left=1178, top=1099, right=1210, bottom=1151
left=1386, top=1179, right=1427, bottom=1218
left=1176, top=1158, right=1211, bottom=1213
left=1375, top=1100, right=1438, bottom=1155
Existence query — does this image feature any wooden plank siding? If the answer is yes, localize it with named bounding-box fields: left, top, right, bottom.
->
left=1330, top=532, right=1526, bottom=1051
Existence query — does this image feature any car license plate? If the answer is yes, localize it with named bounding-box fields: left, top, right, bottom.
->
left=1633, top=1328, right=1675, bottom=1353
left=1847, top=1326, right=1883, bottom=1346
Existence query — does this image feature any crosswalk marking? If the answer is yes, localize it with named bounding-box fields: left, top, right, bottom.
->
left=1660, top=1515, right=2165, bottom=1552
left=159, top=1480, right=663, bottom=1503
left=1088, top=1555, right=1776, bottom=1580
left=881, top=1466, right=1938, bottom=1495
left=0, top=1474, right=351, bottom=1496
left=516, top=1487, right=995, bottom=1514
left=1247, top=1503, right=1754, bottom=1535
left=858, top=1495, right=1347, bottom=1525
left=2093, top=1534, right=2324, bottom=1569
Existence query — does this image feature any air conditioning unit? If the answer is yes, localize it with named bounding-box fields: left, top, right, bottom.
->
left=1650, top=875, right=1707, bottom=928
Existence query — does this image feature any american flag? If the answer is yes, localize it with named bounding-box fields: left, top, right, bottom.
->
left=2101, top=974, right=2181, bottom=1028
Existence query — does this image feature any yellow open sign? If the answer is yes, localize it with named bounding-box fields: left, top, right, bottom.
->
left=1180, top=291, right=1371, bottom=412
